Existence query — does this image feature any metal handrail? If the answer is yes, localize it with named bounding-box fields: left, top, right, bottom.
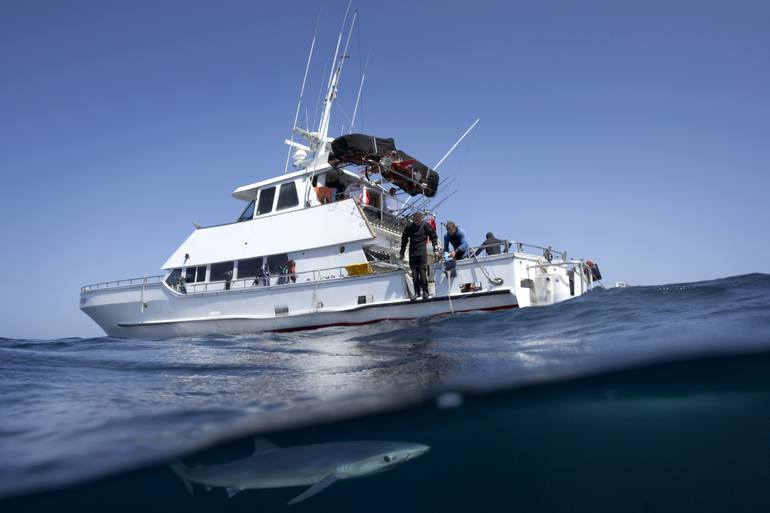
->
left=180, top=264, right=352, bottom=295
left=81, top=262, right=397, bottom=296
left=81, top=238, right=575, bottom=294
left=80, top=275, right=164, bottom=292
left=527, top=260, right=588, bottom=271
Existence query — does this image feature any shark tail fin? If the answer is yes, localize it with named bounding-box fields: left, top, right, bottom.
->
left=168, top=461, right=194, bottom=496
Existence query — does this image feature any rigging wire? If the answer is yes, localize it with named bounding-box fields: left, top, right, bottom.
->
left=350, top=49, right=370, bottom=134
left=283, top=11, right=320, bottom=174
left=311, top=62, right=327, bottom=134
left=356, top=13, right=365, bottom=132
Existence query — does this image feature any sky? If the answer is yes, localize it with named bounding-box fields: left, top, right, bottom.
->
left=1, top=0, right=769, bottom=338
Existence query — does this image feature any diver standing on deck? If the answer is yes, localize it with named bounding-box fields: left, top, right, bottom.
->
left=400, top=211, right=438, bottom=300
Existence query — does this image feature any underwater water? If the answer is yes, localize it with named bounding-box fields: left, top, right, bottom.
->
left=2, top=273, right=770, bottom=512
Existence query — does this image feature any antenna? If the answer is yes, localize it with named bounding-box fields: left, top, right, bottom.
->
left=284, top=17, right=319, bottom=173
left=350, top=50, right=370, bottom=133
left=315, top=1, right=353, bottom=151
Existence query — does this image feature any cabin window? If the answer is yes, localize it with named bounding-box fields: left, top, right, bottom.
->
left=185, top=265, right=207, bottom=283
left=267, top=254, right=289, bottom=274
left=238, top=200, right=255, bottom=222
left=237, top=257, right=263, bottom=279
left=210, top=261, right=234, bottom=282
left=165, top=268, right=182, bottom=286
left=256, top=187, right=276, bottom=215
left=276, top=182, right=299, bottom=210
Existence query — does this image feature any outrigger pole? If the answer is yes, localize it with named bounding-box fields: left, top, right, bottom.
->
left=402, top=118, right=480, bottom=208
left=432, top=118, right=480, bottom=173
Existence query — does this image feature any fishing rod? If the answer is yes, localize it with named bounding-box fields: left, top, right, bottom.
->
left=399, top=176, right=457, bottom=218
left=429, top=189, right=458, bottom=212
left=396, top=189, right=458, bottom=224
left=418, top=176, right=456, bottom=210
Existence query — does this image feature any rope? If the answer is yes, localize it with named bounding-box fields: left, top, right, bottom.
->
left=469, top=248, right=504, bottom=286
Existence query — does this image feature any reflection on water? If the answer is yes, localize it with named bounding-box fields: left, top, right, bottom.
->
left=168, top=437, right=429, bottom=504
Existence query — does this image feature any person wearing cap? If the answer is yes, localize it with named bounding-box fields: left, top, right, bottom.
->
left=385, top=187, right=400, bottom=214
left=474, top=232, right=508, bottom=256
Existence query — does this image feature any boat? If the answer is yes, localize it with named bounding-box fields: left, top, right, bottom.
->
left=79, top=14, right=601, bottom=338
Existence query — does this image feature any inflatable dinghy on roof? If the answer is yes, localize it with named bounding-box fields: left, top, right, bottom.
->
left=329, top=133, right=439, bottom=197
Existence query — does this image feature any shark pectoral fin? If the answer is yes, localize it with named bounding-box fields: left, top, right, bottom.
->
left=252, top=436, right=280, bottom=456
left=226, top=487, right=242, bottom=498
left=167, top=461, right=194, bottom=496
left=287, top=475, right=339, bottom=506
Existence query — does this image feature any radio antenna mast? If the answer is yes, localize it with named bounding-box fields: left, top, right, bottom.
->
left=350, top=50, right=370, bottom=133
left=283, top=14, right=320, bottom=174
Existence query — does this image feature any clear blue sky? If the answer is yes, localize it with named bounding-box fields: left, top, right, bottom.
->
left=1, top=0, right=768, bottom=338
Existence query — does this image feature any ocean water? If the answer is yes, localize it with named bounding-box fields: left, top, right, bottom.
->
left=2, top=273, right=770, bottom=512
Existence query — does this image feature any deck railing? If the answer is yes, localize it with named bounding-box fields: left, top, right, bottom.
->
left=80, top=262, right=402, bottom=296
left=179, top=264, right=357, bottom=295
left=80, top=275, right=164, bottom=292
left=80, top=240, right=575, bottom=295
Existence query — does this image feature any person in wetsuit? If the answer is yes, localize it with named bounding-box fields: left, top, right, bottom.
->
left=400, top=211, right=438, bottom=300
left=443, top=221, right=470, bottom=259
left=474, top=232, right=508, bottom=256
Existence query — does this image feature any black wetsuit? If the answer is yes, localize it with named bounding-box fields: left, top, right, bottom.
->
left=476, top=236, right=504, bottom=256
left=400, top=221, right=438, bottom=297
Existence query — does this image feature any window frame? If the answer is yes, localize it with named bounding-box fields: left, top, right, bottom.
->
left=276, top=181, right=299, bottom=211
left=209, top=261, right=234, bottom=282
left=238, top=199, right=256, bottom=222
left=267, top=253, right=289, bottom=275
left=236, top=256, right=264, bottom=279
left=256, top=187, right=276, bottom=216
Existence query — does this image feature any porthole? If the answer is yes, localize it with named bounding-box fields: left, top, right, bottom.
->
left=339, top=245, right=346, bottom=254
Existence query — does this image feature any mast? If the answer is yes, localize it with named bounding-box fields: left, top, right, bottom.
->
left=287, top=3, right=356, bottom=171
left=313, top=7, right=356, bottom=166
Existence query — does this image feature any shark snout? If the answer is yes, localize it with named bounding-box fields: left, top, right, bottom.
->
left=404, top=443, right=430, bottom=460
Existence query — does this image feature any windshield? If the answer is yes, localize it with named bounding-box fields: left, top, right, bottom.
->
left=237, top=200, right=255, bottom=222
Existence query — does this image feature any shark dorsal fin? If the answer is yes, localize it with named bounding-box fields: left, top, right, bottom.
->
left=252, top=436, right=280, bottom=456
left=288, top=474, right=339, bottom=505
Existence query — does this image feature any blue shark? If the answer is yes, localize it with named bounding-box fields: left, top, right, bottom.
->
left=168, top=437, right=430, bottom=505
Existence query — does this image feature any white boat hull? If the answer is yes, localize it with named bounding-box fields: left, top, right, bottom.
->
left=80, top=253, right=588, bottom=338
